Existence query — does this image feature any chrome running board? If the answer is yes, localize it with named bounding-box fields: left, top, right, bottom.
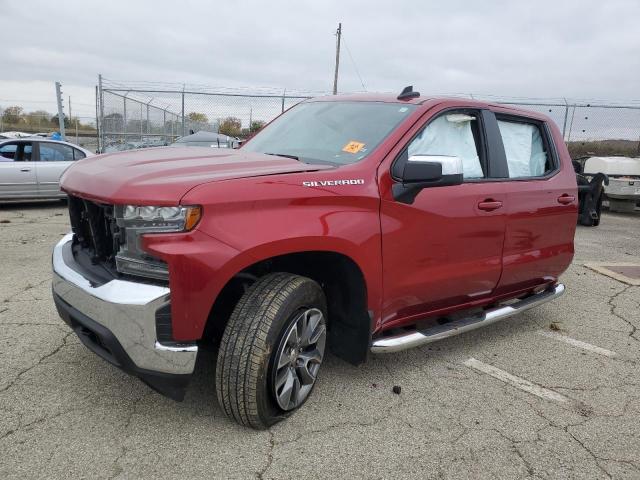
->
left=371, top=284, right=565, bottom=354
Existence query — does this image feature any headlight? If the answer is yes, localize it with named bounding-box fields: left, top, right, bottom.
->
left=120, top=205, right=201, bottom=231
left=114, top=205, right=202, bottom=280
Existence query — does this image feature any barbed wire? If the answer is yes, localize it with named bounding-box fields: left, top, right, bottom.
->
left=101, top=77, right=329, bottom=98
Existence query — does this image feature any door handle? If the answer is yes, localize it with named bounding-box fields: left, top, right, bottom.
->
left=477, top=200, right=503, bottom=211
left=20, top=168, right=31, bottom=172
left=557, top=194, right=575, bottom=205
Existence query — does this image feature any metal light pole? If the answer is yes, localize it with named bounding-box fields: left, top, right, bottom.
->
left=55, top=81, right=66, bottom=140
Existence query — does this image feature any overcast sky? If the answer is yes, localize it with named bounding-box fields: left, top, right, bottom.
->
left=2, top=0, right=639, bottom=118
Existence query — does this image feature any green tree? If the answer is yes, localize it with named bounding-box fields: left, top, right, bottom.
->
left=187, top=112, right=208, bottom=123
left=51, top=113, right=70, bottom=128
left=250, top=120, right=266, bottom=133
left=219, top=116, right=242, bottom=137
left=2, top=106, right=23, bottom=124
left=104, top=113, right=124, bottom=131
left=24, top=110, right=52, bottom=128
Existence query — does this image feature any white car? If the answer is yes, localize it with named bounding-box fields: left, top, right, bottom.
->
left=0, top=131, right=33, bottom=140
left=584, top=156, right=640, bottom=212
left=0, top=138, right=94, bottom=200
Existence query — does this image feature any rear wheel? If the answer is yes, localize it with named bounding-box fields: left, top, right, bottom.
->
left=215, top=272, right=327, bottom=429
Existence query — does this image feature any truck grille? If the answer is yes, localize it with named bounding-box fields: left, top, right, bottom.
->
left=67, top=195, right=121, bottom=265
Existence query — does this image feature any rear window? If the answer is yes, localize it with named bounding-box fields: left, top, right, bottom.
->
left=73, top=148, right=86, bottom=160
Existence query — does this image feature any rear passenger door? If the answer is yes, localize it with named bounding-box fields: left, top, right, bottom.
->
left=0, top=141, right=38, bottom=198
left=35, top=142, right=80, bottom=197
left=488, top=113, right=577, bottom=294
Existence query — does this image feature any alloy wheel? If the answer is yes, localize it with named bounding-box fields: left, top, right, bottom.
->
left=271, top=308, right=326, bottom=411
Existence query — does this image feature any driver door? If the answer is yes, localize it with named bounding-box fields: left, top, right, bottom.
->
left=378, top=108, right=507, bottom=327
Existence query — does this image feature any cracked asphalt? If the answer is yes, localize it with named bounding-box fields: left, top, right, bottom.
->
left=0, top=201, right=639, bottom=479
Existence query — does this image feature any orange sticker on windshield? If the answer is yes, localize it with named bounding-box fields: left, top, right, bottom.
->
left=342, top=141, right=365, bottom=154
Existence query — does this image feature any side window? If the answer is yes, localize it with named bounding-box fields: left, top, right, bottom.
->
left=22, top=143, right=33, bottom=161
left=0, top=143, right=18, bottom=161
left=407, top=112, right=484, bottom=179
left=497, top=119, right=552, bottom=178
left=39, top=143, right=75, bottom=161
left=73, top=148, right=86, bottom=160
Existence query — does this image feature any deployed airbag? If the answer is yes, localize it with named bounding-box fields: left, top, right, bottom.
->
left=408, top=115, right=483, bottom=178
left=497, top=121, right=547, bottom=177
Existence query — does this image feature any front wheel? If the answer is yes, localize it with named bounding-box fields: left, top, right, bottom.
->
left=215, top=273, right=327, bottom=429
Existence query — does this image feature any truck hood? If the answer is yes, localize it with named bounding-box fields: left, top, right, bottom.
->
left=61, top=147, right=333, bottom=204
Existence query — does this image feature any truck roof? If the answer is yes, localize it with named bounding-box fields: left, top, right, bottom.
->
left=306, top=93, right=548, bottom=120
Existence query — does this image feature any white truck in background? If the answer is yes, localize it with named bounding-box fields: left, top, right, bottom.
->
left=584, top=156, right=640, bottom=213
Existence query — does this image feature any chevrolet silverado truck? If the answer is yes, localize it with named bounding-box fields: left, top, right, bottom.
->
left=52, top=87, right=577, bottom=429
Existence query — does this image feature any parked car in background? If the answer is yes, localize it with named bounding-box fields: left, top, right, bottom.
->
left=170, top=130, right=239, bottom=148
left=103, top=141, right=149, bottom=153
left=583, top=156, right=640, bottom=212
left=0, top=131, right=33, bottom=140
left=141, top=138, right=168, bottom=148
left=0, top=138, right=93, bottom=200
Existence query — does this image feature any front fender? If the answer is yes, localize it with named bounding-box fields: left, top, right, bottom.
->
left=144, top=230, right=382, bottom=341
left=150, top=170, right=384, bottom=340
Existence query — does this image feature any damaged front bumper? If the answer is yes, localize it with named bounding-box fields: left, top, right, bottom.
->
left=52, top=233, right=198, bottom=400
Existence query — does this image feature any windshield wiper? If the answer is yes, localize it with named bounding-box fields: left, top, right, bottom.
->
left=264, top=152, right=339, bottom=167
left=264, top=152, right=299, bottom=161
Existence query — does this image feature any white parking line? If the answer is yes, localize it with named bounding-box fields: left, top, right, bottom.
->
left=463, top=358, right=568, bottom=403
left=537, top=330, right=617, bottom=357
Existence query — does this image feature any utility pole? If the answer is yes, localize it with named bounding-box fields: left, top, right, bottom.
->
left=332, top=23, right=342, bottom=95
left=55, top=81, right=66, bottom=140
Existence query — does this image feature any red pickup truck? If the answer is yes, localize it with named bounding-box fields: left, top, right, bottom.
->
left=52, top=88, right=577, bottom=429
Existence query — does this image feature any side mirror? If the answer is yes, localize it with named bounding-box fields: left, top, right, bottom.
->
left=393, top=155, right=464, bottom=204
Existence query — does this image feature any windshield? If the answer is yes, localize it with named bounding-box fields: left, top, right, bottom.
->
left=242, top=101, right=417, bottom=165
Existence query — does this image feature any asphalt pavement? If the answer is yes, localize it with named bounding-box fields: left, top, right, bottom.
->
left=0, top=201, right=638, bottom=479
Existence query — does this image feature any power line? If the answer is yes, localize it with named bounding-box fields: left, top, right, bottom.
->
left=342, top=35, right=367, bottom=92
left=0, top=98, right=96, bottom=107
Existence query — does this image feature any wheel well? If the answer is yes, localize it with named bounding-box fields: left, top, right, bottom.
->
left=203, top=251, right=371, bottom=365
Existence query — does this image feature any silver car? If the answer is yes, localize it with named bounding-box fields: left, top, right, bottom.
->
left=0, top=138, right=93, bottom=200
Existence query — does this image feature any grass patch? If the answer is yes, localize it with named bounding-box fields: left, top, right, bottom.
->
left=568, top=139, right=639, bottom=158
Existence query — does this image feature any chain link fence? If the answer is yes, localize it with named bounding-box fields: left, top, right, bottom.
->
left=98, top=76, right=310, bottom=153
left=97, top=77, right=640, bottom=157
left=490, top=100, right=640, bottom=157
left=0, top=111, right=99, bottom=152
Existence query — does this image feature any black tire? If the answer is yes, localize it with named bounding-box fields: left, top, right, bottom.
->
left=593, top=193, right=603, bottom=226
left=215, top=272, right=327, bottom=429
left=578, top=212, right=594, bottom=226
